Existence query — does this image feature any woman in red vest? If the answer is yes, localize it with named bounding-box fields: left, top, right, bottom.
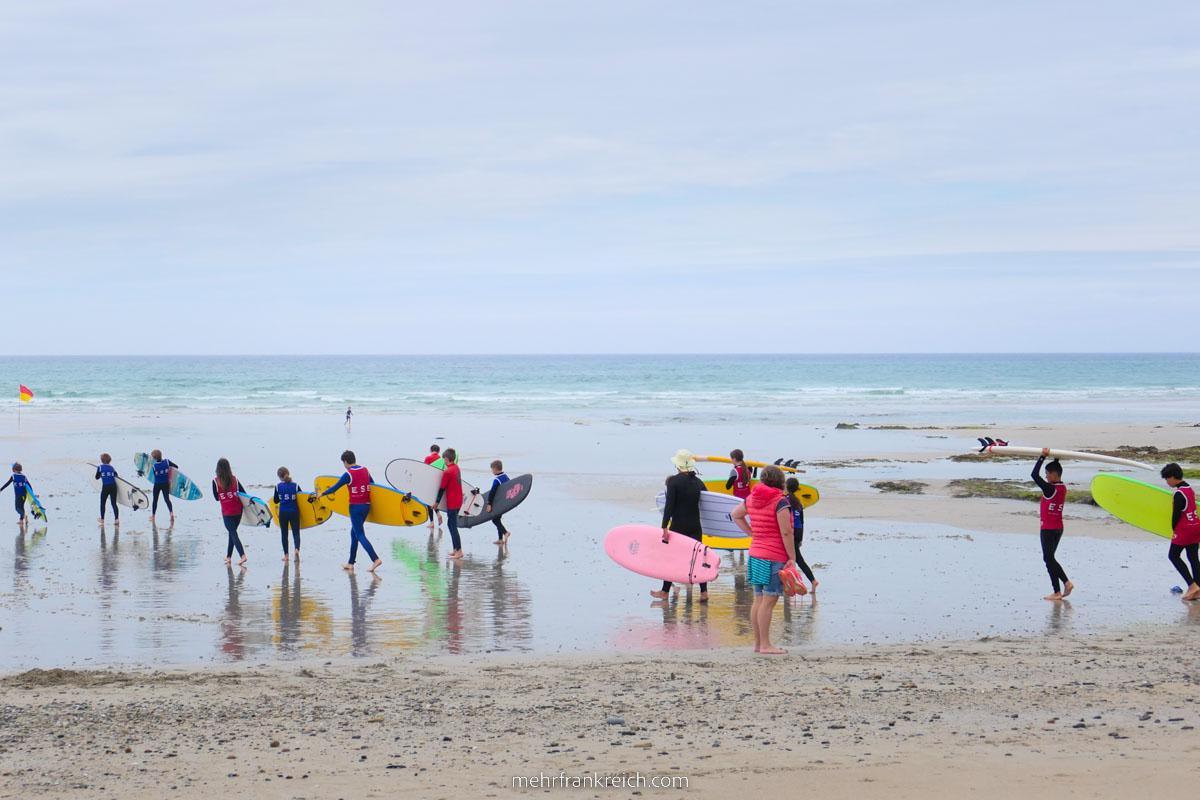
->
left=212, top=458, right=248, bottom=566
left=1162, top=463, right=1200, bottom=600
left=731, top=465, right=798, bottom=654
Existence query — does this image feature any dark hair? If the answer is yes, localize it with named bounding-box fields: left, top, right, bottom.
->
left=277, top=466, right=291, bottom=482
left=1162, top=462, right=1184, bottom=481
left=785, top=476, right=803, bottom=511
left=443, top=448, right=457, bottom=464
left=730, top=449, right=744, bottom=462
left=215, top=458, right=234, bottom=492
left=430, top=444, right=440, bottom=454
left=491, top=459, right=503, bottom=471
left=151, top=449, right=162, bottom=461
left=100, top=453, right=112, bottom=464
left=760, top=465, right=785, bottom=490
left=1045, top=459, right=1063, bottom=475
left=11, top=462, right=21, bottom=473
left=341, top=450, right=356, bottom=465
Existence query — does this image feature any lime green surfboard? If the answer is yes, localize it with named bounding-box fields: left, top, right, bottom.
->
left=1091, top=474, right=1173, bottom=539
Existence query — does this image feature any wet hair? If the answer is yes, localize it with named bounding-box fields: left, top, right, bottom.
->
left=785, top=476, right=803, bottom=511
left=341, top=450, right=356, bottom=465
left=1162, top=463, right=1184, bottom=481
left=11, top=462, right=21, bottom=473
left=215, top=458, right=234, bottom=492
left=1045, top=459, right=1063, bottom=476
left=151, top=449, right=162, bottom=461
left=730, top=449, right=745, bottom=462
left=430, top=444, right=440, bottom=454
left=491, top=459, right=503, bottom=471
left=759, top=465, right=785, bottom=490
left=100, top=453, right=112, bottom=464
left=443, top=448, right=457, bottom=464
left=277, top=466, right=291, bottom=482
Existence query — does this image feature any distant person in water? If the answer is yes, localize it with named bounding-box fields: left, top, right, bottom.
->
left=487, top=459, right=512, bottom=545
left=732, top=465, right=799, bottom=655
left=144, top=449, right=178, bottom=523
left=653, top=450, right=707, bottom=601
left=274, top=467, right=302, bottom=562
left=213, top=458, right=248, bottom=566
left=1032, top=449, right=1073, bottom=600
left=726, top=449, right=753, bottom=499
left=1161, top=463, right=1200, bottom=601
left=345, top=406, right=352, bottom=427
left=0, top=463, right=32, bottom=525
left=785, top=476, right=816, bottom=591
left=317, top=450, right=382, bottom=572
left=424, top=444, right=444, bottom=531
left=96, top=453, right=120, bottom=526
left=435, top=447, right=465, bottom=560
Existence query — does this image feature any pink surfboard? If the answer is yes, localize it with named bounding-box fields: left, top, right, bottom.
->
left=604, top=524, right=720, bottom=585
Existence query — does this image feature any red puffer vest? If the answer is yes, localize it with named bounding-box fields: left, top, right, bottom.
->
left=747, top=483, right=789, bottom=562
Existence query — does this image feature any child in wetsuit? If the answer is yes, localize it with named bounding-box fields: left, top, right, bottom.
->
left=96, top=453, right=120, bottom=525
left=785, top=476, right=817, bottom=591
left=1032, top=449, right=1073, bottom=600
left=145, top=449, right=179, bottom=523
left=273, top=467, right=302, bottom=562
left=726, top=448, right=753, bottom=499
left=0, top=463, right=31, bottom=524
left=1161, top=463, right=1200, bottom=601
left=488, top=459, right=511, bottom=544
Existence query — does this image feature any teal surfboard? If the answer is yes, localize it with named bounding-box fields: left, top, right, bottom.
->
left=133, top=453, right=203, bottom=501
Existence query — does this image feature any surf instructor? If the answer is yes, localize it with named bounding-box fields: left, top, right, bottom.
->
left=653, top=449, right=707, bottom=601
left=317, top=450, right=382, bottom=572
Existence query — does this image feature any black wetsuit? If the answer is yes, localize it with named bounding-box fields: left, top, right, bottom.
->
left=790, top=502, right=815, bottom=584
left=1168, top=483, right=1200, bottom=585
left=660, top=471, right=706, bottom=593
left=96, top=464, right=119, bottom=521
left=1033, top=457, right=1069, bottom=593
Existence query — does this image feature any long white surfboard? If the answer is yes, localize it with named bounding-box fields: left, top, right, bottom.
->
left=655, top=490, right=748, bottom=540
left=974, top=439, right=1155, bottom=471
left=88, top=463, right=150, bottom=510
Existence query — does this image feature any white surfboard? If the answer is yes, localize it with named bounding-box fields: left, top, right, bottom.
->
left=88, top=463, right=150, bottom=510
left=974, top=440, right=1155, bottom=470
left=383, top=458, right=486, bottom=517
left=655, top=489, right=749, bottom=541
left=238, top=492, right=273, bottom=528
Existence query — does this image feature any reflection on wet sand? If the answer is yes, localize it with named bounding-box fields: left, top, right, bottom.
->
left=1046, top=598, right=1074, bottom=634
left=220, top=565, right=248, bottom=659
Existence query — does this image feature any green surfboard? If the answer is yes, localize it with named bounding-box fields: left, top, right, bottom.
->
left=1091, top=474, right=1173, bottom=539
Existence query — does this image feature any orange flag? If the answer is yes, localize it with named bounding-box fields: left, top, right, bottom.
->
left=18, top=385, right=33, bottom=402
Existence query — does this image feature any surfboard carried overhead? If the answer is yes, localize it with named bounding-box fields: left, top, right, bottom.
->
left=695, top=455, right=805, bottom=474
left=974, top=438, right=1155, bottom=470
left=88, top=463, right=149, bottom=510
left=313, top=475, right=428, bottom=526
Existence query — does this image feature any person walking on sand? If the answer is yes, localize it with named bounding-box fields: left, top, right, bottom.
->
left=0, top=463, right=32, bottom=525
left=732, top=465, right=800, bottom=655
left=213, top=458, right=248, bottom=566
left=96, top=453, right=120, bottom=526
left=1033, top=448, right=1073, bottom=600
left=345, top=406, right=353, bottom=427
left=785, top=476, right=817, bottom=591
left=1161, top=463, right=1200, bottom=600
left=652, top=449, right=707, bottom=601
left=273, top=467, right=302, bottom=562
left=726, top=448, right=753, bottom=499
left=317, top=450, right=382, bottom=572
left=435, top=447, right=465, bottom=560
left=487, top=459, right=512, bottom=544
left=144, top=449, right=178, bottom=523
left=423, top=444, right=444, bottom=531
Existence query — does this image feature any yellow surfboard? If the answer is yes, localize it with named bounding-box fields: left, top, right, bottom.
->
left=269, top=491, right=334, bottom=529
left=313, top=476, right=428, bottom=527
left=703, top=534, right=750, bottom=551
left=695, top=455, right=805, bottom=474
left=701, top=479, right=820, bottom=507
left=1091, top=474, right=1173, bottom=539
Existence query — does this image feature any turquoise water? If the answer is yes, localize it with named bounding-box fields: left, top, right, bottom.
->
left=1, top=353, right=1198, bottom=423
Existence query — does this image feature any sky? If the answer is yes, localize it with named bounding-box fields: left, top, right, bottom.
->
left=3, top=1, right=1198, bottom=354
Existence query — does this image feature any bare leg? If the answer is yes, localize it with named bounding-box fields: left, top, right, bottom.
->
left=1061, top=580, right=1074, bottom=598
left=755, top=595, right=786, bottom=654
left=750, top=594, right=763, bottom=652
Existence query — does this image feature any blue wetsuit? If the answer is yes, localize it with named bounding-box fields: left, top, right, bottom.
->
left=150, top=458, right=178, bottom=515
left=319, top=469, right=378, bottom=565
left=488, top=472, right=510, bottom=537
left=96, top=464, right=119, bottom=521
left=273, top=481, right=302, bottom=554
left=1, top=474, right=29, bottom=518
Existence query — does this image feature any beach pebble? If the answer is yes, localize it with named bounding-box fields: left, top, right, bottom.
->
left=606, top=716, right=624, bottom=726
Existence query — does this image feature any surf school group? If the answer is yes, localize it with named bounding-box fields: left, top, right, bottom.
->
left=603, top=443, right=1200, bottom=655
left=3, top=444, right=533, bottom=571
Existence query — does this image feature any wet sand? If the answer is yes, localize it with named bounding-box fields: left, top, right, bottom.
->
left=3, top=630, right=1200, bottom=799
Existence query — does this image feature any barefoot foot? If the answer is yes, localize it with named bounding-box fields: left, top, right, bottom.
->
left=1043, top=592, right=1063, bottom=601
left=238, top=556, right=247, bottom=566
left=342, top=563, right=355, bottom=571
left=699, top=591, right=709, bottom=603
left=759, top=646, right=787, bottom=655
left=649, top=590, right=668, bottom=599
left=368, top=558, right=383, bottom=572
left=1062, top=581, right=1074, bottom=598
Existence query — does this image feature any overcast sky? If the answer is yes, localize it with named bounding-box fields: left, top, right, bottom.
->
left=3, top=1, right=1197, bottom=354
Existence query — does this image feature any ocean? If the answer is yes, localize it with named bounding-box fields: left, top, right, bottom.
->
left=2, top=353, right=1198, bottom=424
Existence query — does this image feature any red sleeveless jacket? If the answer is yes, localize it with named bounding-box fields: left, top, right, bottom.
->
left=747, top=483, right=789, bottom=562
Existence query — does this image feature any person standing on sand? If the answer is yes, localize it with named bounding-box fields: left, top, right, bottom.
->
left=726, top=449, right=753, bottom=499
left=213, top=458, right=248, bottom=566
left=96, top=453, right=120, bottom=526
left=435, top=447, right=465, bottom=560
left=273, top=467, right=302, bottom=562
left=145, top=449, right=178, bottom=523
left=1161, top=463, right=1200, bottom=600
left=784, top=476, right=817, bottom=591
left=423, top=445, right=444, bottom=531
left=345, top=406, right=352, bottom=427
left=317, top=450, right=382, bottom=572
left=1032, top=449, right=1073, bottom=600
left=652, top=449, right=707, bottom=601
left=487, top=459, right=512, bottom=545
left=732, top=465, right=799, bottom=655
left=0, top=463, right=32, bottom=525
